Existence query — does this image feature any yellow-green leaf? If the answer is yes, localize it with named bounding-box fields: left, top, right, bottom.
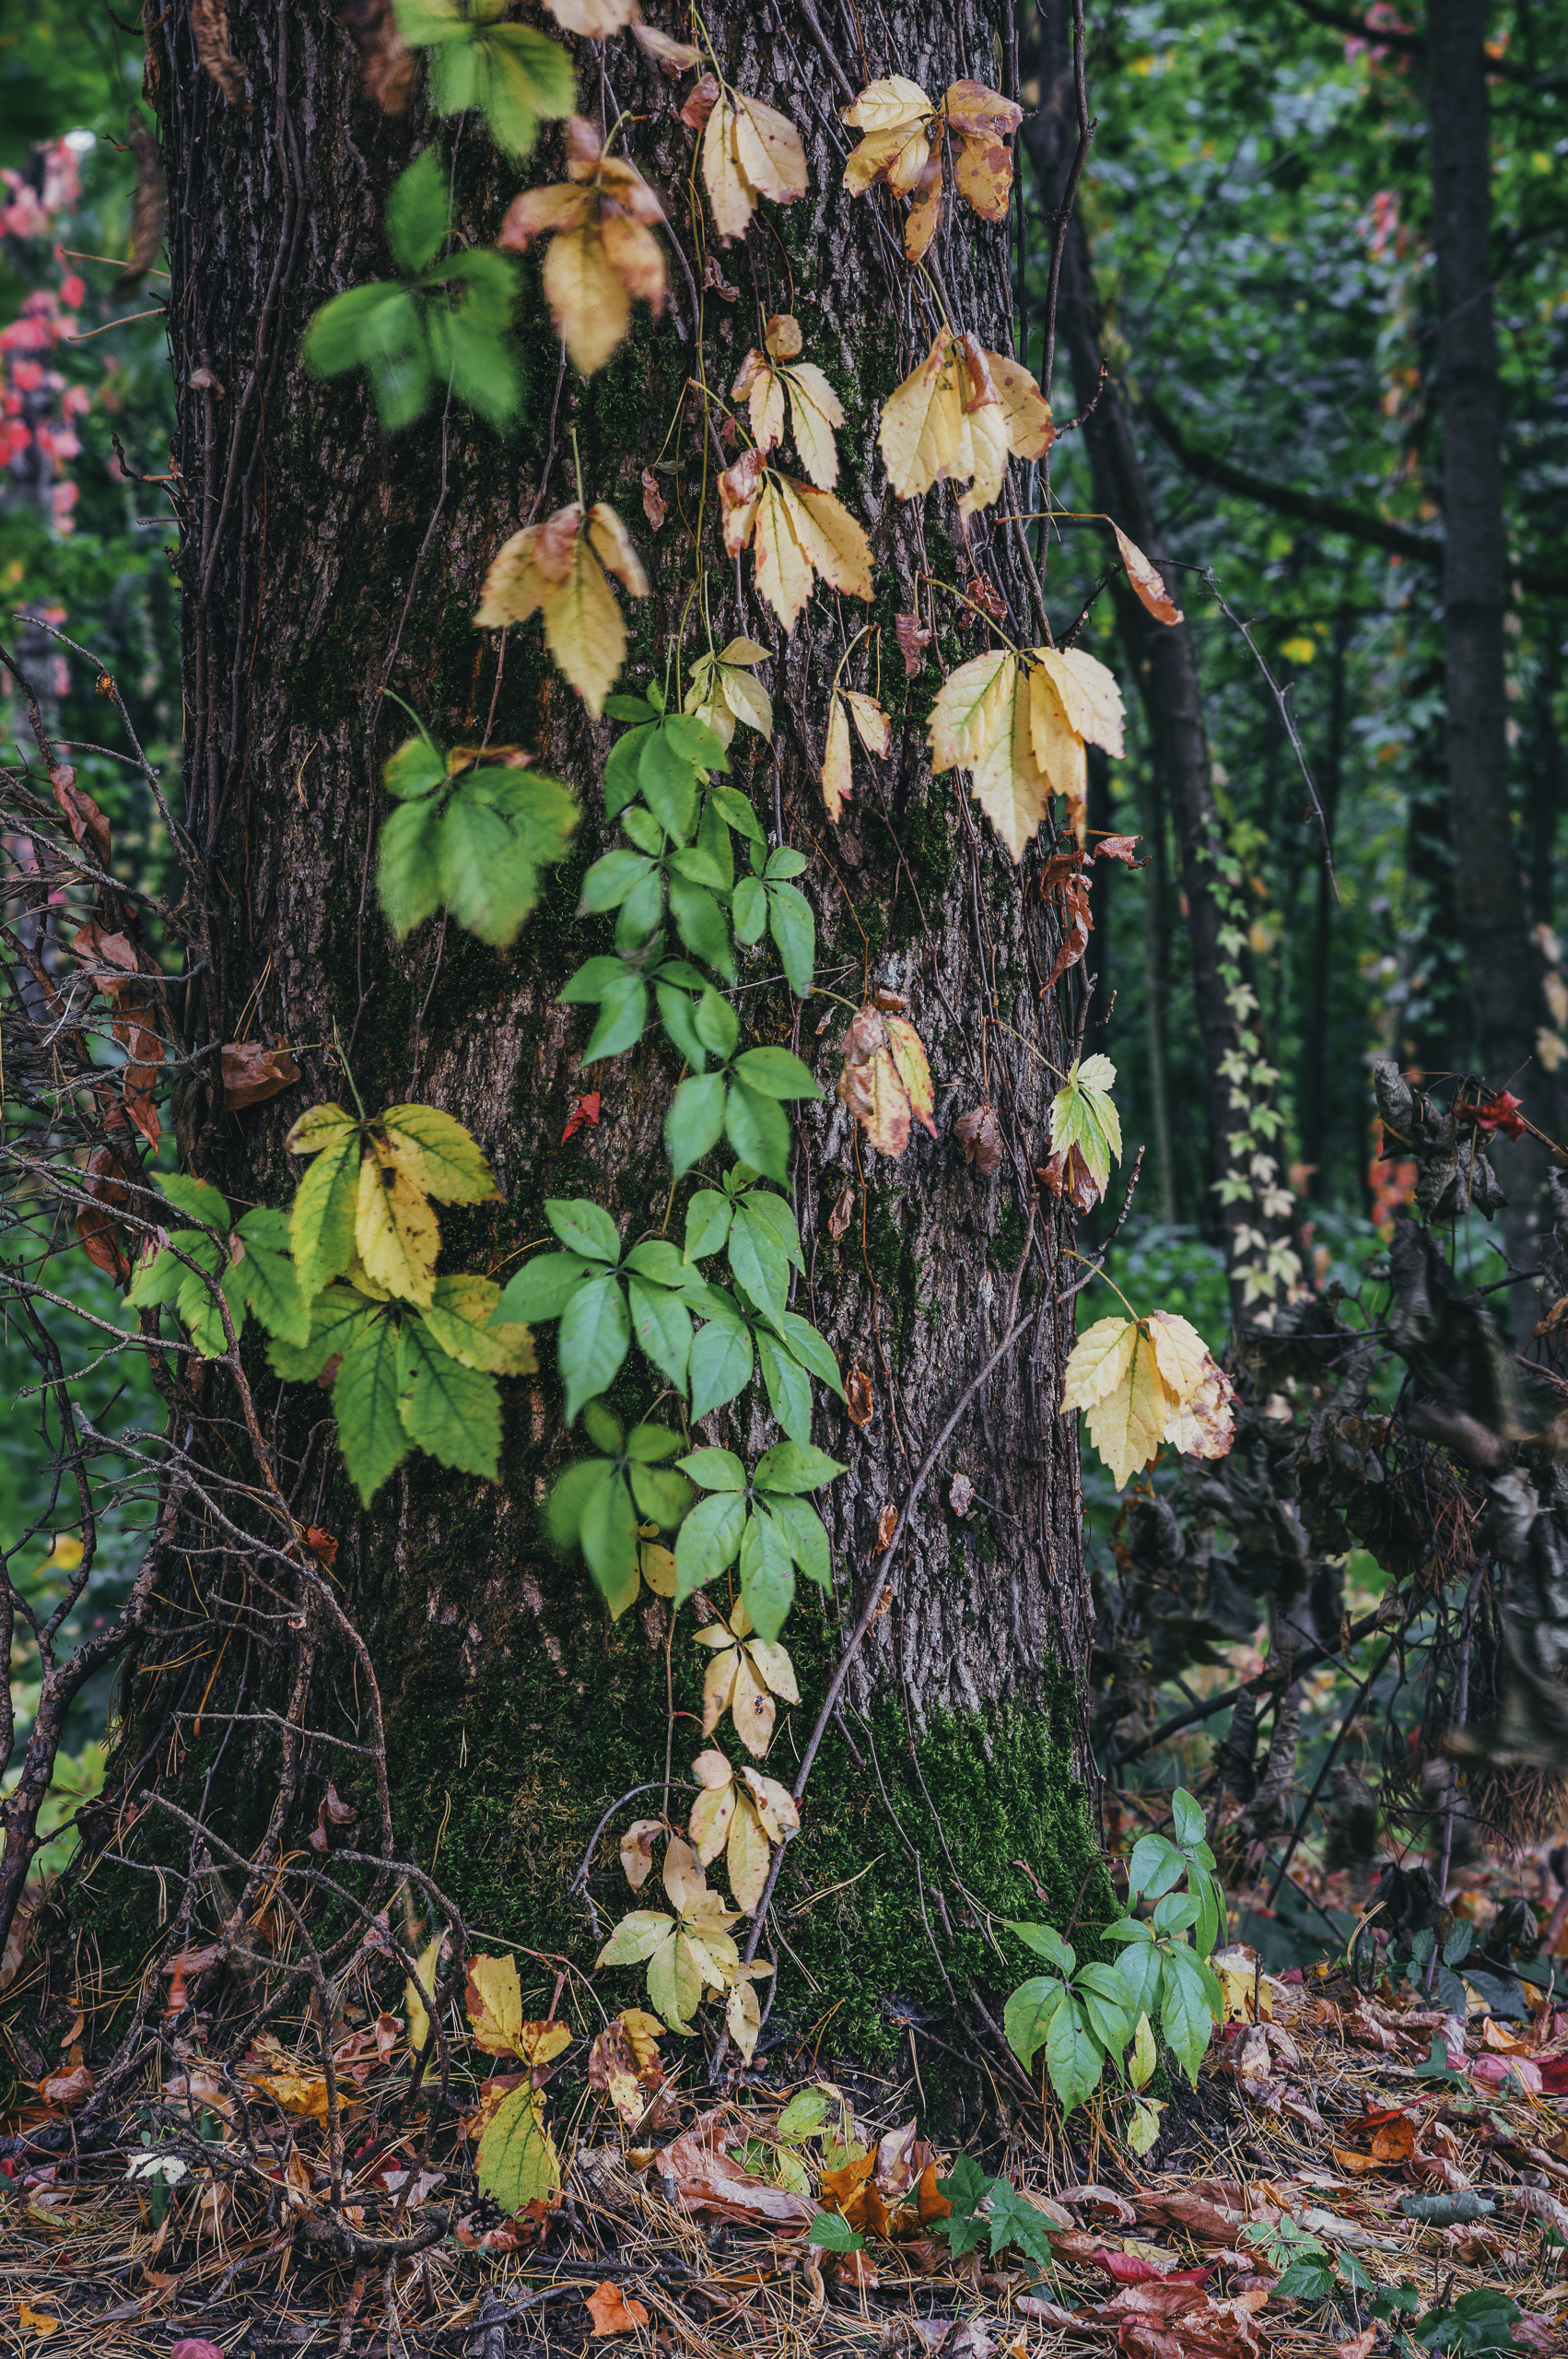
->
left=476, top=2083, right=561, bottom=2214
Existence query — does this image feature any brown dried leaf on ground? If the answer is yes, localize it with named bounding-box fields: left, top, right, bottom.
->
left=656, top=2114, right=814, bottom=2227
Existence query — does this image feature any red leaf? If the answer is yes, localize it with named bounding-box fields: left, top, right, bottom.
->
left=563, top=1090, right=602, bottom=1144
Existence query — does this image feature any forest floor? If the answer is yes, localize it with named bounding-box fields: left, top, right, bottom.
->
left=1, top=1832, right=1566, bottom=2359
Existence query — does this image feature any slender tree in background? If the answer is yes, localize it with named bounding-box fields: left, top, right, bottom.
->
left=1427, top=0, right=1545, bottom=1284
left=1025, top=4, right=1240, bottom=1262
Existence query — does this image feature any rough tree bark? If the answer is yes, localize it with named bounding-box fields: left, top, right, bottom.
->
left=90, top=0, right=1112, bottom=2083
left=1427, top=0, right=1545, bottom=1290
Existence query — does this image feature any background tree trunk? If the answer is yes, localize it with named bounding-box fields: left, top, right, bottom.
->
left=1427, top=0, right=1546, bottom=1296
left=1025, top=4, right=1237, bottom=1258
left=96, top=0, right=1112, bottom=2086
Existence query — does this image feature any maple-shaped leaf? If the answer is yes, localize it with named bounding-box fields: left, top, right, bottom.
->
left=822, top=686, right=891, bottom=820
left=693, top=1602, right=800, bottom=1758
left=696, top=75, right=808, bottom=243
left=731, top=314, right=846, bottom=489
left=1049, top=1053, right=1122, bottom=1193
left=687, top=1746, right=799, bottom=1913
left=836, top=1004, right=936, bottom=1156
left=685, top=637, right=773, bottom=748
left=497, top=115, right=665, bottom=376
left=719, top=450, right=871, bottom=634
left=474, top=499, right=649, bottom=715
left=841, top=76, right=1022, bottom=261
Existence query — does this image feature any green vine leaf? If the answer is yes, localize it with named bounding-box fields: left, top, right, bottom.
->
left=300, top=150, right=525, bottom=431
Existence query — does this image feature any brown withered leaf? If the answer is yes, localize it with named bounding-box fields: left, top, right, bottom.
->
left=657, top=2115, right=814, bottom=2227
left=192, top=0, right=245, bottom=103
left=845, top=1367, right=874, bottom=1427
left=895, top=610, right=931, bottom=675
left=75, top=1146, right=130, bottom=1285
left=50, top=764, right=111, bottom=863
left=39, top=2061, right=94, bottom=2111
left=827, top=1182, right=854, bottom=1240
left=1043, top=872, right=1092, bottom=992
left=1113, top=523, right=1184, bottom=625
left=337, top=0, right=414, bottom=111
left=585, top=2283, right=649, bottom=2336
left=681, top=71, right=720, bottom=133
left=954, top=1103, right=1002, bottom=1176
left=965, top=573, right=1007, bottom=624
left=1038, top=1142, right=1102, bottom=1215
left=221, top=1041, right=300, bottom=1111
left=1094, top=832, right=1143, bottom=864
left=632, top=18, right=701, bottom=74
left=948, top=1472, right=975, bottom=1518
left=115, top=111, right=166, bottom=296
left=875, top=1503, right=897, bottom=1551
left=309, top=1778, right=359, bottom=1855
left=836, top=1006, right=908, bottom=1157
left=640, top=468, right=666, bottom=530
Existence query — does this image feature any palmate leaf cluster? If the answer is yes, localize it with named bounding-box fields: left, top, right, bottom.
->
left=300, top=148, right=527, bottom=431
left=375, top=715, right=579, bottom=948
left=124, top=1104, right=532, bottom=1506
left=562, top=690, right=817, bottom=1125
left=1003, top=1790, right=1226, bottom=2147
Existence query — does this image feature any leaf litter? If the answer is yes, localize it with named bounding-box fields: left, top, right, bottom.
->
left=4, top=1879, right=1565, bottom=2359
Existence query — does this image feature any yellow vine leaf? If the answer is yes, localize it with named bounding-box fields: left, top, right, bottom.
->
left=880, top=330, right=1049, bottom=512
left=1062, top=1312, right=1237, bottom=1488
left=929, top=650, right=1053, bottom=863
left=842, top=75, right=1021, bottom=261
left=544, top=0, right=637, bottom=31
left=685, top=639, right=773, bottom=748
left=1083, top=1321, right=1176, bottom=1491
left=720, top=453, right=871, bottom=634
left=404, top=1931, right=442, bottom=2056
left=821, top=687, right=890, bottom=821
left=732, top=317, right=846, bottom=490
left=688, top=1750, right=800, bottom=1915
left=498, top=116, right=665, bottom=377
left=694, top=1605, right=799, bottom=1757
left=930, top=646, right=1126, bottom=859
left=701, top=85, right=807, bottom=244
left=355, top=1144, right=439, bottom=1307
left=1033, top=645, right=1126, bottom=758
left=474, top=500, right=649, bottom=715
left=885, top=1015, right=937, bottom=1137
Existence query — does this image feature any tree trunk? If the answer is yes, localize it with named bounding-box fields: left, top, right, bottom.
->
left=1427, top=0, right=1546, bottom=1296
left=90, top=0, right=1110, bottom=2083
left=1024, top=6, right=1237, bottom=1262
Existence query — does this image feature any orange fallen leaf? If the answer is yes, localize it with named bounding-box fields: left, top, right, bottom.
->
left=18, top=2307, right=58, bottom=2337
left=586, top=2283, right=650, bottom=2335
left=1112, top=522, right=1184, bottom=625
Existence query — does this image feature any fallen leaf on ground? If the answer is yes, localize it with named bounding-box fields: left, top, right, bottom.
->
left=585, top=2283, right=649, bottom=2335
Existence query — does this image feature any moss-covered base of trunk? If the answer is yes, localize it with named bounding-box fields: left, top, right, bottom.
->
left=75, top=1565, right=1113, bottom=2094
